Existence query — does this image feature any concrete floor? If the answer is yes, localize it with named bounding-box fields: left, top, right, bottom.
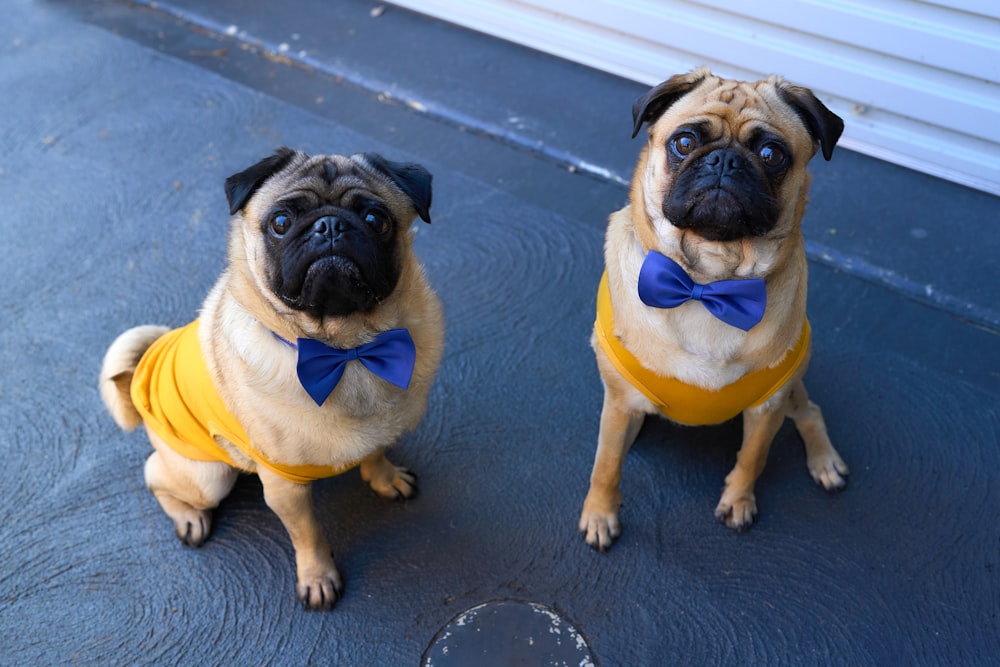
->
left=2, top=0, right=998, bottom=664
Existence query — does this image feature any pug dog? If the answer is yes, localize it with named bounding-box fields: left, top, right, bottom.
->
left=579, top=68, right=849, bottom=550
left=99, top=148, right=444, bottom=608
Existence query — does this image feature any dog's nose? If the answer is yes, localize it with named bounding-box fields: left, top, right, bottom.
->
left=705, top=148, right=747, bottom=173
left=311, top=215, right=349, bottom=238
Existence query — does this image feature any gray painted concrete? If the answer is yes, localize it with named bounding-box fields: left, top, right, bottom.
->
left=2, top=0, right=998, bottom=664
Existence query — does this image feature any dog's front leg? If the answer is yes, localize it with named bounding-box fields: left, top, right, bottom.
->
left=259, top=469, right=341, bottom=610
left=579, top=389, right=645, bottom=551
left=786, top=378, right=849, bottom=491
left=715, top=401, right=787, bottom=531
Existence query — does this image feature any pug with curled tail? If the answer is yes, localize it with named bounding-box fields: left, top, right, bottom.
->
left=100, top=148, right=444, bottom=608
left=579, top=68, right=849, bottom=551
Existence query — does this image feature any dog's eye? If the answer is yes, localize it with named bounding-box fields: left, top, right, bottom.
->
left=670, top=132, right=698, bottom=159
left=363, top=209, right=391, bottom=235
left=269, top=213, right=290, bottom=237
left=758, top=143, right=787, bottom=169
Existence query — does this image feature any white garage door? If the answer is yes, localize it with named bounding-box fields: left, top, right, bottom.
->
left=389, top=0, right=1000, bottom=196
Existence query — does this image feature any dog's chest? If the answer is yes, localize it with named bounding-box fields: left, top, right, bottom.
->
left=325, top=364, right=406, bottom=417
left=260, top=351, right=406, bottom=417
left=627, top=302, right=753, bottom=388
left=248, top=359, right=413, bottom=461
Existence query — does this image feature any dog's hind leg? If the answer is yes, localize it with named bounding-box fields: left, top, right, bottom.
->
left=144, top=431, right=238, bottom=547
left=787, top=378, right=849, bottom=492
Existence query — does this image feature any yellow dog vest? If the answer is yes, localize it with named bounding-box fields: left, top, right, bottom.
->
left=595, top=272, right=810, bottom=426
left=131, top=320, right=357, bottom=484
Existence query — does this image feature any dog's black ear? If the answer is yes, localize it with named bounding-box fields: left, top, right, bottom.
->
left=224, top=147, right=298, bottom=215
left=778, top=85, right=844, bottom=161
left=362, top=153, right=433, bottom=223
left=631, top=68, right=709, bottom=139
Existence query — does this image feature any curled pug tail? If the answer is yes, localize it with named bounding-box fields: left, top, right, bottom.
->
left=99, top=325, right=170, bottom=431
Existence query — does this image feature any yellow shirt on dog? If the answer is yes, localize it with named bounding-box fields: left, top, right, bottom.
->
left=130, top=320, right=357, bottom=484
left=595, top=272, right=810, bottom=425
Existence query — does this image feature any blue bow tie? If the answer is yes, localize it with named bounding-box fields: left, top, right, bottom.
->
left=274, top=328, right=416, bottom=406
left=637, top=250, right=767, bottom=331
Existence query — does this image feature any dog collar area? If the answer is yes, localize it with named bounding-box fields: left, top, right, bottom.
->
left=595, top=271, right=810, bottom=425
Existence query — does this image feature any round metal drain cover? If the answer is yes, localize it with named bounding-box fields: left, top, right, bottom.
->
left=422, top=599, right=596, bottom=666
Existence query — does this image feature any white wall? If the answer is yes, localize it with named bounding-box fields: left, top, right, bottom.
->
left=389, top=0, right=1000, bottom=196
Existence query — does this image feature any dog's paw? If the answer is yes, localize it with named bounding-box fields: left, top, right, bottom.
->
left=369, top=464, right=418, bottom=501
left=296, top=565, right=344, bottom=611
left=579, top=497, right=621, bottom=551
left=172, top=508, right=212, bottom=547
left=361, top=453, right=418, bottom=501
left=808, top=451, right=850, bottom=492
left=714, top=492, right=757, bottom=532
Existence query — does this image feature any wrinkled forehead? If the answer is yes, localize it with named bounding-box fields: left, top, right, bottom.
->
left=285, top=154, right=372, bottom=195
left=652, top=78, right=807, bottom=146
left=245, top=154, right=385, bottom=218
